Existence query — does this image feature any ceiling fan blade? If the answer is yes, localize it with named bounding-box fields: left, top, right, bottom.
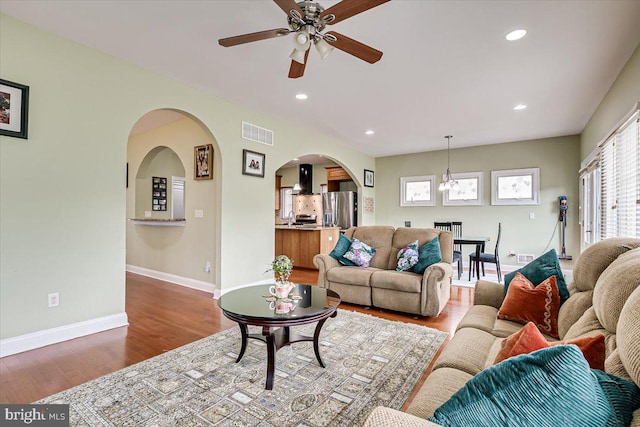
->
left=320, top=0, right=390, bottom=25
left=326, top=31, right=383, bottom=63
left=273, top=0, right=305, bottom=18
left=219, top=28, right=290, bottom=47
left=288, top=49, right=310, bottom=78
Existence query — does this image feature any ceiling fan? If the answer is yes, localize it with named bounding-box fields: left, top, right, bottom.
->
left=218, top=0, right=390, bottom=78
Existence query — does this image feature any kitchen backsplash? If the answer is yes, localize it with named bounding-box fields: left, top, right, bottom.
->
left=294, top=195, right=322, bottom=224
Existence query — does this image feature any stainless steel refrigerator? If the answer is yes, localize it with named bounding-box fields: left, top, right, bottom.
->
left=322, top=191, right=357, bottom=230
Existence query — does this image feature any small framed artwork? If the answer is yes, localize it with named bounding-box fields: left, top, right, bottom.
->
left=242, top=149, right=265, bottom=178
left=0, top=79, right=29, bottom=139
left=194, top=144, right=214, bottom=180
left=364, top=169, right=375, bottom=188
left=491, top=167, right=540, bottom=205
left=443, top=171, right=484, bottom=206
left=400, top=175, right=436, bottom=207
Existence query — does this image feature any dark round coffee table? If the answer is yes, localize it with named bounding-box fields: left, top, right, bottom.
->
left=218, top=283, right=340, bottom=390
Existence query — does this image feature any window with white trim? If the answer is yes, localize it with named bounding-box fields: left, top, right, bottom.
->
left=279, top=187, right=294, bottom=220
left=599, top=110, right=639, bottom=240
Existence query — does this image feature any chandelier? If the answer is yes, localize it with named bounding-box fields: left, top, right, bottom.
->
left=438, top=135, right=459, bottom=192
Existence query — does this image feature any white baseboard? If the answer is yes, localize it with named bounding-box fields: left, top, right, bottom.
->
left=0, top=312, right=129, bottom=358
left=126, top=264, right=219, bottom=297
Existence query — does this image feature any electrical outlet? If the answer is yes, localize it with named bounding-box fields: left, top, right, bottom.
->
left=48, top=292, right=60, bottom=308
left=205, top=261, right=211, bottom=273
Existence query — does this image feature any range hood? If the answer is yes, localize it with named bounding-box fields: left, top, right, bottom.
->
left=298, top=164, right=313, bottom=195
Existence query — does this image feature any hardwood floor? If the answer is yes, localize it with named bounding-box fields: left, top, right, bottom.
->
left=0, top=269, right=473, bottom=406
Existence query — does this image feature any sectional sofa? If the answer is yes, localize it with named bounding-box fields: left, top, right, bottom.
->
left=364, top=237, right=640, bottom=426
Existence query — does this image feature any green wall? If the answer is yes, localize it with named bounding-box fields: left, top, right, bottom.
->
left=127, top=117, right=216, bottom=284
left=581, top=43, right=640, bottom=160
left=134, top=145, right=185, bottom=220
left=375, top=136, right=581, bottom=263
left=0, top=14, right=375, bottom=340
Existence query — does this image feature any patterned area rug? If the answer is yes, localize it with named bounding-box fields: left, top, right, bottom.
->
left=38, top=309, right=447, bottom=427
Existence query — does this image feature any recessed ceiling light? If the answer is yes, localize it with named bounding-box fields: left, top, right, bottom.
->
left=513, top=104, right=527, bottom=110
left=293, top=157, right=299, bottom=161
left=505, top=29, right=527, bottom=41
left=295, top=93, right=308, bottom=100
left=365, top=130, right=375, bottom=135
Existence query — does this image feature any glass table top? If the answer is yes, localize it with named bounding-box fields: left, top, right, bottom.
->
left=218, top=284, right=340, bottom=320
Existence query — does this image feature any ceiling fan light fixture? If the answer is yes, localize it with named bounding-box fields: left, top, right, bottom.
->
left=314, top=38, right=334, bottom=59
left=292, top=30, right=311, bottom=52
left=289, top=48, right=307, bottom=64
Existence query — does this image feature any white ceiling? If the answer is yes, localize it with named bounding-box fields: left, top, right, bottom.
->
left=2, top=1, right=639, bottom=156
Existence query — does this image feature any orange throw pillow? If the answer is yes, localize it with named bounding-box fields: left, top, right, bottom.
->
left=494, top=322, right=549, bottom=361
left=551, top=334, right=605, bottom=371
left=497, top=272, right=561, bottom=338
left=494, top=321, right=606, bottom=370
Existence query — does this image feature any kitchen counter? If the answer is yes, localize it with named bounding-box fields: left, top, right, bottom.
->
left=275, top=226, right=340, bottom=269
left=275, top=225, right=340, bottom=231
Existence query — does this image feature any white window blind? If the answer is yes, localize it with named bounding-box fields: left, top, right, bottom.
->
left=600, top=111, right=639, bottom=239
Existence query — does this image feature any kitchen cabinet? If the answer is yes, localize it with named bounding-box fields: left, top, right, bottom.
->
left=326, top=166, right=352, bottom=192
left=275, top=175, right=282, bottom=211
left=275, top=227, right=340, bottom=269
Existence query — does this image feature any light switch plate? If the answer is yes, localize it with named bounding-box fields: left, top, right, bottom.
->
left=195, top=209, right=204, bottom=218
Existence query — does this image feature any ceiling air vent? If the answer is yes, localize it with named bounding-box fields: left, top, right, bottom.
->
left=242, top=121, right=274, bottom=146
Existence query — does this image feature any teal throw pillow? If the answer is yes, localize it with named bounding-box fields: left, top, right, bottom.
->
left=328, top=233, right=356, bottom=266
left=591, top=369, right=640, bottom=427
left=413, top=237, right=442, bottom=274
left=396, top=240, right=420, bottom=271
left=343, top=238, right=376, bottom=268
left=504, top=249, right=569, bottom=303
left=428, top=345, right=624, bottom=427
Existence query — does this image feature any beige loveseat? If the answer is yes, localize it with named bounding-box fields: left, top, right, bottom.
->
left=364, top=237, right=640, bottom=426
left=313, top=226, right=453, bottom=317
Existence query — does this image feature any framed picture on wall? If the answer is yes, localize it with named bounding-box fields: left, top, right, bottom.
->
left=0, top=79, right=29, bottom=139
left=194, top=144, right=214, bottom=180
left=242, top=149, right=265, bottom=178
left=364, top=169, right=374, bottom=187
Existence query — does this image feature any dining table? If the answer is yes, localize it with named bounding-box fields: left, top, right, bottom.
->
left=454, top=236, right=490, bottom=281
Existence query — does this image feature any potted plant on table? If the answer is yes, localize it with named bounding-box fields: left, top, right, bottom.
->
left=269, top=255, right=294, bottom=284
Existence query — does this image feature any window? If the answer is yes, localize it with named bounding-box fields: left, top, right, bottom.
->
left=491, top=168, right=540, bottom=205
left=599, top=110, right=639, bottom=239
left=400, top=175, right=435, bottom=207
left=579, top=164, right=600, bottom=250
left=442, top=172, right=483, bottom=206
left=279, top=187, right=294, bottom=220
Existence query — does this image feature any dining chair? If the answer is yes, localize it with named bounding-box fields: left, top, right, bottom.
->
left=468, top=222, right=502, bottom=282
left=434, top=221, right=463, bottom=279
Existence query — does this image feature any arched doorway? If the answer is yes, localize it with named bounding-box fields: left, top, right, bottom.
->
left=125, top=109, right=221, bottom=295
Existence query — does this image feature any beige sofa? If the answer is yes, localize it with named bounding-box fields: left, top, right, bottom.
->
left=364, top=237, right=640, bottom=426
left=313, top=226, right=453, bottom=317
